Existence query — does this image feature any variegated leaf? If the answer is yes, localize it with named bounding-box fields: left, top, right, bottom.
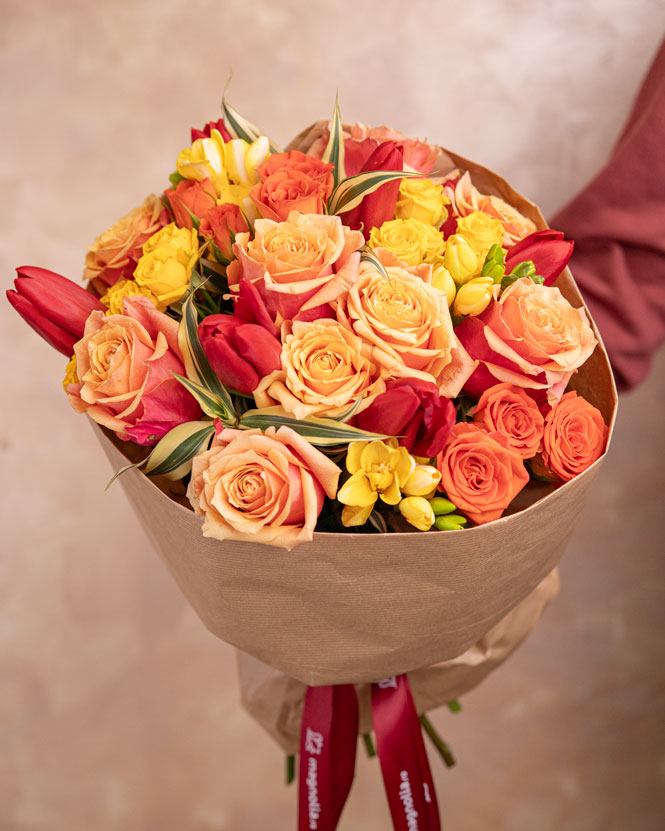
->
left=359, top=245, right=392, bottom=283
left=239, top=406, right=389, bottom=446
left=221, top=94, right=281, bottom=154
left=328, top=169, right=418, bottom=216
left=321, top=95, right=346, bottom=189
left=177, top=291, right=238, bottom=424
left=143, top=421, right=216, bottom=479
left=173, top=374, right=234, bottom=421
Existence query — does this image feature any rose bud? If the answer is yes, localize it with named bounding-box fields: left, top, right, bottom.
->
left=7, top=266, right=105, bottom=356
left=190, top=117, right=232, bottom=143
left=198, top=314, right=282, bottom=395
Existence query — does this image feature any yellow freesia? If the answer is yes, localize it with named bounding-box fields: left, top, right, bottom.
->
left=453, top=276, right=494, bottom=317
left=431, top=264, right=456, bottom=307
left=443, top=233, right=479, bottom=285
left=401, top=464, right=441, bottom=497
left=337, top=439, right=416, bottom=526
left=399, top=496, right=435, bottom=531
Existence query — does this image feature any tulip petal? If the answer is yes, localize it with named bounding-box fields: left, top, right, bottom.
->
left=7, top=290, right=77, bottom=356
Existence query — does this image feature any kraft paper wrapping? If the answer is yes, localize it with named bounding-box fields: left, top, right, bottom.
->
left=237, top=569, right=560, bottom=753
left=93, top=130, right=617, bottom=697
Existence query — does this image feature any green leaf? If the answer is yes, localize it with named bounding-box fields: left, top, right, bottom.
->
left=328, top=169, right=418, bottom=216
left=169, top=171, right=185, bottom=188
left=143, top=421, right=216, bottom=479
left=177, top=291, right=238, bottom=424
left=105, top=460, right=145, bottom=491
left=221, top=93, right=281, bottom=154
left=328, top=394, right=365, bottom=423
left=321, top=94, right=346, bottom=189
left=359, top=245, right=392, bottom=284
left=239, top=406, right=390, bottom=446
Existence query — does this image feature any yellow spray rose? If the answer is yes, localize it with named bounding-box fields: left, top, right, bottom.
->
left=101, top=278, right=158, bottom=315
left=396, top=178, right=449, bottom=226
left=177, top=129, right=270, bottom=213
left=338, top=439, right=416, bottom=526
left=62, top=354, right=78, bottom=391
left=133, top=224, right=199, bottom=310
left=369, top=218, right=445, bottom=265
left=455, top=210, right=504, bottom=263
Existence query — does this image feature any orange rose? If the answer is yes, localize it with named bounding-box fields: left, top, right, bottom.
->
left=436, top=422, right=529, bottom=524
left=164, top=177, right=217, bottom=230
left=83, top=195, right=167, bottom=291
left=444, top=172, right=536, bottom=246
left=187, top=425, right=340, bottom=550
left=227, top=212, right=364, bottom=321
left=472, top=383, right=545, bottom=459
left=202, top=203, right=249, bottom=262
left=251, top=150, right=334, bottom=222
left=538, top=391, right=608, bottom=482
left=253, top=318, right=384, bottom=419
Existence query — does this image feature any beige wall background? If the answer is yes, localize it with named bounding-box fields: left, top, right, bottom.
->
left=2, top=1, right=665, bottom=829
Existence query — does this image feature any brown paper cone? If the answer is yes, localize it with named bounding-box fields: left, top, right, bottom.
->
left=237, top=569, right=560, bottom=753
left=93, top=129, right=617, bottom=689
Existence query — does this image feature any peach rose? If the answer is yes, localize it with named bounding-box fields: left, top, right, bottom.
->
left=335, top=250, right=474, bottom=397
left=472, top=383, right=545, bottom=459
left=227, top=212, right=365, bottom=321
left=253, top=318, right=385, bottom=419
left=436, top=422, right=529, bottom=525
left=538, top=391, right=608, bottom=482
left=83, top=195, right=168, bottom=291
left=251, top=150, right=334, bottom=222
left=456, top=277, right=598, bottom=404
left=444, top=172, right=536, bottom=246
left=187, top=425, right=341, bottom=550
left=66, top=296, right=200, bottom=445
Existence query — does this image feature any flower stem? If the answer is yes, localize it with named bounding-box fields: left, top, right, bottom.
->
left=362, top=732, right=377, bottom=758
left=419, top=714, right=456, bottom=768
left=285, top=754, right=296, bottom=785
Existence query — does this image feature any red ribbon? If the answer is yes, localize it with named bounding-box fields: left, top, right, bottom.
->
left=298, top=684, right=358, bottom=831
left=372, top=675, right=441, bottom=831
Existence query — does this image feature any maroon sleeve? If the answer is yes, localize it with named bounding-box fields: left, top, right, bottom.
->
left=550, top=37, right=665, bottom=391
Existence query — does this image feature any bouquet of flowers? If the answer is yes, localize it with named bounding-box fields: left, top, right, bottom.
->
left=8, top=96, right=616, bottom=829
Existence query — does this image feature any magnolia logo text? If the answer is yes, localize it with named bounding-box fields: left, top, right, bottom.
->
left=305, top=728, right=324, bottom=755
left=307, top=756, right=321, bottom=830
left=399, top=770, right=419, bottom=831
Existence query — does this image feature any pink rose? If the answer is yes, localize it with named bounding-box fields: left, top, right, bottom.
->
left=456, top=278, right=598, bottom=404
left=66, top=296, right=201, bottom=445
left=187, top=425, right=341, bottom=550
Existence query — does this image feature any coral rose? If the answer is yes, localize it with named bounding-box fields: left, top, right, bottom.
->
left=335, top=251, right=474, bottom=396
left=187, top=425, right=340, bottom=550
left=251, top=150, right=334, bottom=222
left=83, top=195, right=167, bottom=291
left=66, top=296, right=201, bottom=445
left=254, top=318, right=384, bottom=419
left=456, top=277, right=598, bottom=403
left=538, top=391, right=608, bottom=482
left=164, top=178, right=217, bottom=230
left=472, top=382, right=545, bottom=459
left=436, top=423, right=529, bottom=524
left=227, top=212, right=364, bottom=321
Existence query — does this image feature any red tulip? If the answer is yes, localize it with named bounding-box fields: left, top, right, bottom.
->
left=355, top=377, right=456, bottom=457
left=504, top=229, right=574, bottom=287
left=338, top=139, right=404, bottom=239
left=190, top=118, right=232, bottom=143
left=7, top=266, right=105, bottom=356
left=198, top=313, right=282, bottom=395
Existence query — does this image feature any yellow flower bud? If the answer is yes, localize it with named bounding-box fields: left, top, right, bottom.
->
left=341, top=504, right=374, bottom=527
left=453, top=276, right=494, bottom=317
left=431, top=265, right=456, bottom=307
left=402, top=464, right=442, bottom=497
left=396, top=178, right=449, bottom=227
left=398, top=496, right=435, bottom=531
left=62, top=354, right=78, bottom=391
left=443, top=234, right=479, bottom=285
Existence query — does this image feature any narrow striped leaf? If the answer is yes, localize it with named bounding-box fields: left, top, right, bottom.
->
left=105, top=459, right=145, bottom=491
left=239, top=406, right=389, bottom=446
left=143, top=421, right=216, bottom=479
left=221, top=94, right=281, bottom=154
left=321, top=94, right=346, bottom=188
left=177, top=291, right=238, bottom=424
left=328, top=395, right=365, bottom=423
left=173, top=374, right=233, bottom=421
left=328, top=169, right=418, bottom=216
left=359, top=245, right=392, bottom=284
